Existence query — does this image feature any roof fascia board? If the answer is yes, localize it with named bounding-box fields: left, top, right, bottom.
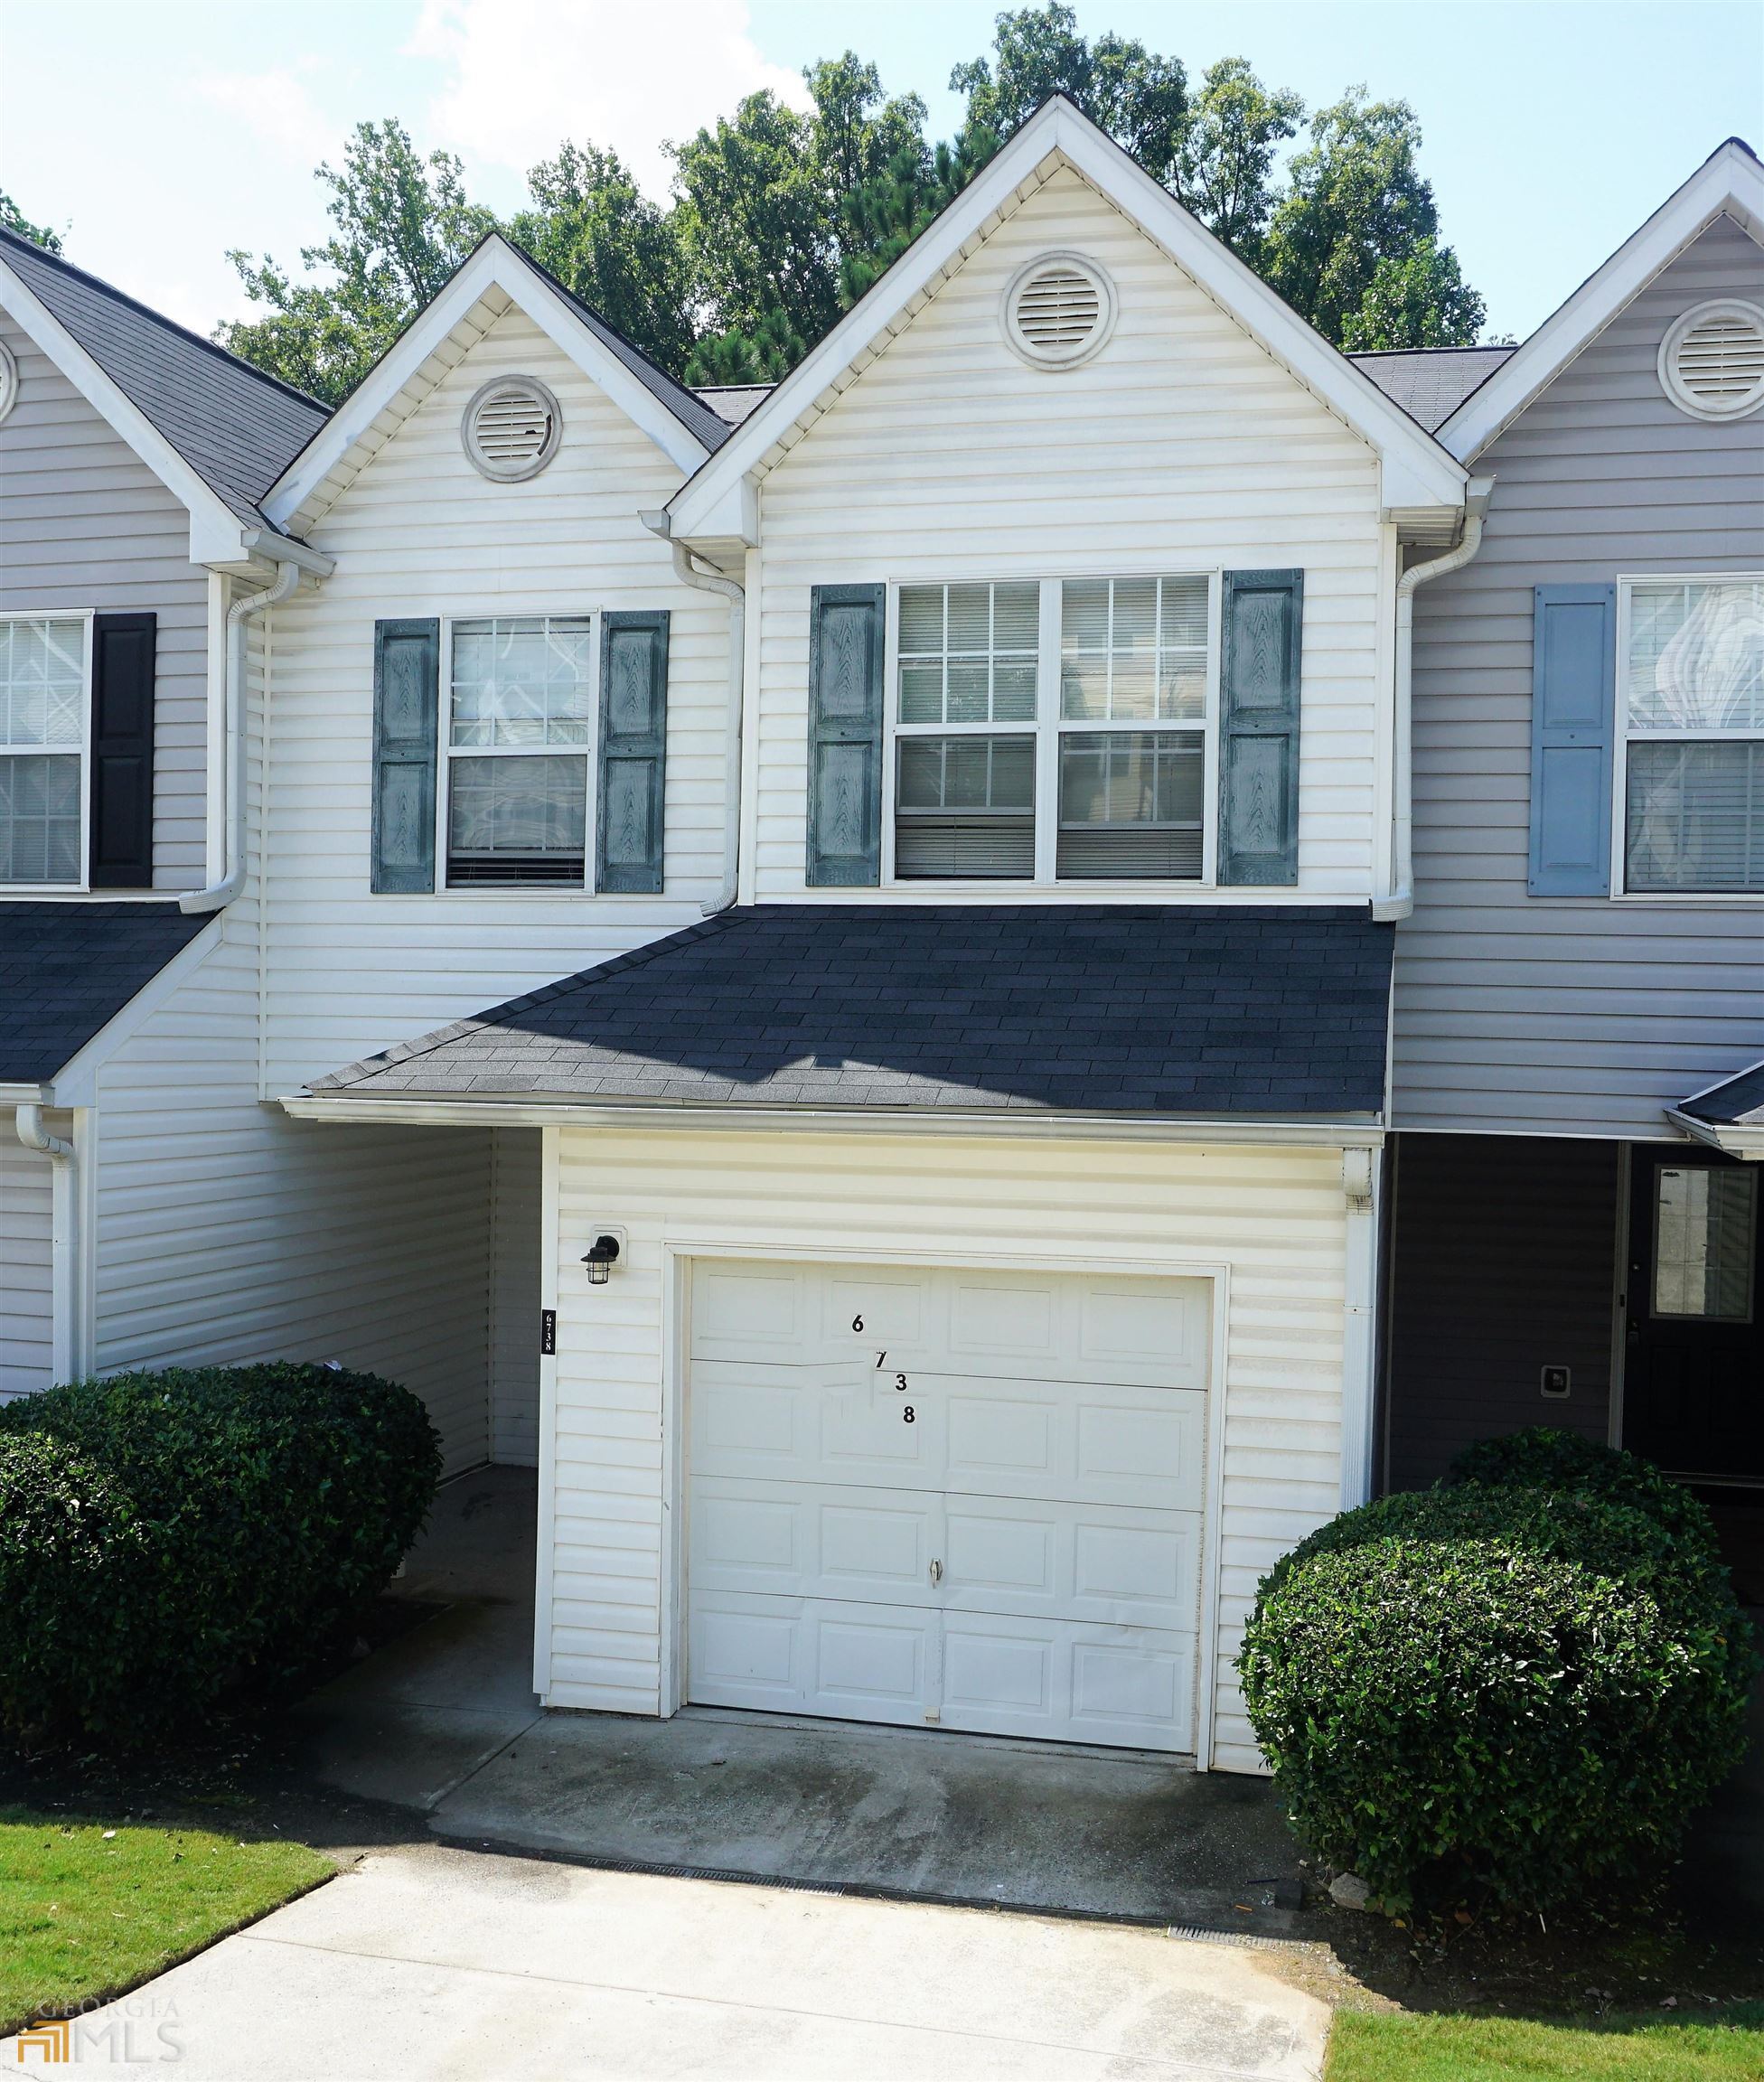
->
left=1439, top=145, right=1764, bottom=461
left=1666, top=1109, right=1764, bottom=1160
left=281, top=1090, right=1385, bottom=1149
left=0, top=250, right=256, bottom=566
left=667, top=98, right=1465, bottom=539
left=263, top=238, right=708, bottom=528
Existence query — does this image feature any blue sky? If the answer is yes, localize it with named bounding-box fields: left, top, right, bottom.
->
left=1, top=1, right=1758, bottom=345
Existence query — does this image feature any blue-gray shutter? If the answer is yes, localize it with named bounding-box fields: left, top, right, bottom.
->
left=806, top=584, right=885, bottom=886
left=1218, top=568, right=1302, bottom=885
left=1528, top=583, right=1615, bottom=896
left=371, top=618, right=438, bottom=894
left=597, top=611, right=670, bottom=894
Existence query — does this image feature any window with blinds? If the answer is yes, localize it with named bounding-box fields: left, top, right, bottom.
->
left=891, top=575, right=1215, bottom=883
left=894, top=582, right=1038, bottom=878
left=446, top=616, right=591, bottom=885
left=1621, top=576, right=1764, bottom=893
left=0, top=616, right=87, bottom=886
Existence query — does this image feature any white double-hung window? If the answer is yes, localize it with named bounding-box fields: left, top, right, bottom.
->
left=445, top=614, right=592, bottom=886
left=0, top=614, right=87, bottom=886
left=890, top=574, right=1216, bottom=883
left=1620, top=575, right=1764, bottom=894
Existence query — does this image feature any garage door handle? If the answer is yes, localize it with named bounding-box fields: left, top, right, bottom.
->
left=929, top=1559, right=943, bottom=1586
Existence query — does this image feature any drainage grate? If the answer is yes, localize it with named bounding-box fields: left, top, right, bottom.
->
left=1166, top=1925, right=1310, bottom=1954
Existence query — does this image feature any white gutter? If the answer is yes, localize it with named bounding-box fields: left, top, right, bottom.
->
left=1375, top=476, right=1495, bottom=923
left=15, top=1102, right=80, bottom=1382
left=641, top=510, right=745, bottom=916
left=1665, top=1109, right=1764, bottom=1161
left=181, top=558, right=305, bottom=915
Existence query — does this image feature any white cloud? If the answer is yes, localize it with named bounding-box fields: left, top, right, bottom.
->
left=193, top=64, right=338, bottom=173
left=408, top=0, right=807, bottom=201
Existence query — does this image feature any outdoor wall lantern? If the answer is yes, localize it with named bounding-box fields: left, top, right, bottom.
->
left=581, top=1234, right=623, bottom=1285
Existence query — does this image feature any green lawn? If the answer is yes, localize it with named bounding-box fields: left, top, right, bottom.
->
left=1326, top=2004, right=1764, bottom=2082
left=0, top=1808, right=333, bottom=2036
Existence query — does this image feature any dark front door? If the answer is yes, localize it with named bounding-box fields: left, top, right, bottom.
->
left=1624, top=1147, right=1764, bottom=1485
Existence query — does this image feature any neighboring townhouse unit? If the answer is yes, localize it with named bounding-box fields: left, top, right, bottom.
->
left=1384, top=140, right=1764, bottom=1496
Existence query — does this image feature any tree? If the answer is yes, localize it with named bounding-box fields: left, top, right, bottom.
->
left=951, top=3, right=1187, bottom=181
left=836, top=124, right=1000, bottom=308
left=508, top=142, right=694, bottom=376
left=1339, top=237, right=1487, bottom=351
left=216, top=120, right=498, bottom=403
left=1168, top=58, right=1303, bottom=261
left=0, top=190, right=62, bottom=253
left=1261, top=89, right=1481, bottom=346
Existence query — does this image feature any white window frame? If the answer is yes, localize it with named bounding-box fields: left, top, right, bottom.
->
left=880, top=570, right=1222, bottom=891
left=434, top=607, right=600, bottom=896
left=1612, top=571, right=1764, bottom=903
left=0, top=608, right=93, bottom=895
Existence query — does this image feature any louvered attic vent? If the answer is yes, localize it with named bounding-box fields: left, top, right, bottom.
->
left=1003, top=253, right=1116, bottom=370
left=1659, top=300, right=1764, bottom=422
left=463, top=375, right=563, bottom=481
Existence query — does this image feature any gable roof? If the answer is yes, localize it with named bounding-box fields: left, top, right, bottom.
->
left=0, top=225, right=329, bottom=532
left=305, top=903, right=1394, bottom=1122
left=665, top=95, right=1467, bottom=545
left=1668, top=1054, right=1764, bottom=1159
left=0, top=902, right=210, bottom=1088
left=1347, top=346, right=1515, bottom=433
left=1437, top=137, right=1764, bottom=461
left=263, top=233, right=727, bottom=533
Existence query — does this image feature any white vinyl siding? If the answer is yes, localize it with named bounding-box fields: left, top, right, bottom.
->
left=264, top=305, right=728, bottom=1096
left=489, top=1127, right=542, bottom=1466
left=0, top=315, right=211, bottom=889
left=1394, top=216, right=1764, bottom=1137
left=0, top=1120, right=55, bottom=1401
left=753, top=165, right=1384, bottom=903
left=549, top=1124, right=1353, bottom=1774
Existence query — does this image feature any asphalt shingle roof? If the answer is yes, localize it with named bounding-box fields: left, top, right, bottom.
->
left=1347, top=345, right=1515, bottom=433
left=311, top=904, right=1393, bottom=1117
left=0, top=226, right=330, bottom=529
left=0, top=903, right=210, bottom=1084
left=1680, top=1060, right=1764, bottom=1126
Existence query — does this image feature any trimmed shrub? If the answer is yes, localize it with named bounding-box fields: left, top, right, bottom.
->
left=0, top=1364, right=439, bottom=1748
left=1446, top=1426, right=1721, bottom=1555
left=1238, top=1482, right=1756, bottom=1915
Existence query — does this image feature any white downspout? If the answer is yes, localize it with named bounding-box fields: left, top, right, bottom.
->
left=641, top=511, right=745, bottom=916
left=181, top=558, right=304, bottom=915
left=1376, top=476, right=1494, bottom=923
left=1339, top=1145, right=1381, bottom=1508
left=16, top=1103, right=78, bottom=1383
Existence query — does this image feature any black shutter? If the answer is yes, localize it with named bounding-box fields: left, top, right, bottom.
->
left=805, top=584, right=885, bottom=886
left=1218, top=569, right=1302, bottom=886
left=597, top=611, right=670, bottom=893
left=371, top=619, right=439, bottom=893
left=89, top=611, right=156, bottom=887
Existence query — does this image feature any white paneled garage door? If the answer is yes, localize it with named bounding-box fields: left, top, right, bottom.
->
left=686, top=1259, right=1210, bottom=1752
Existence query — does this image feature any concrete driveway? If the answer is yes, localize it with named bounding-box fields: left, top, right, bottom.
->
left=5, top=1842, right=1331, bottom=2080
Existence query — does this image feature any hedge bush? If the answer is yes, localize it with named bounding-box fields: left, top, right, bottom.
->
left=1238, top=1480, right=1755, bottom=1915
left=1447, top=1426, right=1722, bottom=1556
left=0, top=1364, right=440, bottom=1748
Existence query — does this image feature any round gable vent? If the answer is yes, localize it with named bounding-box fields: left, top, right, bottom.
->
left=1658, top=299, right=1764, bottom=422
left=463, top=374, right=563, bottom=481
left=0, top=339, right=18, bottom=427
left=1003, top=252, right=1116, bottom=370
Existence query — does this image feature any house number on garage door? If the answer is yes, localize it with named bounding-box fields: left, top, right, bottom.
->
left=853, top=1314, right=915, bottom=1422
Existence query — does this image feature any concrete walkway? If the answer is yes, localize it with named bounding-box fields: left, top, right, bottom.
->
left=4, top=1842, right=1331, bottom=2080
left=284, top=1468, right=1306, bottom=1932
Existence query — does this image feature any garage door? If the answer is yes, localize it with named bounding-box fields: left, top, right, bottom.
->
left=686, top=1259, right=1209, bottom=1752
